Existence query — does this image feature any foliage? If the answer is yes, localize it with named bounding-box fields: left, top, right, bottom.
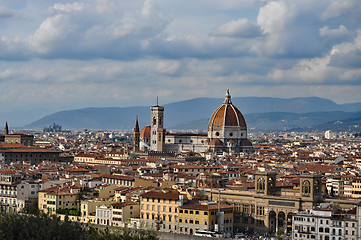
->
left=0, top=212, right=159, bottom=240
left=56, top=208, right=81, bottom=216
left=277, top=228, right=283, bottom=240
left=22, top=201, right=40, bottom=215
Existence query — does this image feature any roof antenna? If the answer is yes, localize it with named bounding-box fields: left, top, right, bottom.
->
left=157, top=96, right=159, bottom=106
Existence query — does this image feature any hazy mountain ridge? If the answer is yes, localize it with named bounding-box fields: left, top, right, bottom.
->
left=171, top=112, right=361, bottom=132
left=25, top=97, right=361, bottom=131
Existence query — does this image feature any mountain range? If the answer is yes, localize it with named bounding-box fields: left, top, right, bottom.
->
left=25, top=97, right=361, bottom=132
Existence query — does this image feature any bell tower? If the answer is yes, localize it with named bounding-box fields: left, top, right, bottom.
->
left=133, top=117, right=140, bottom=152
left=300, top=174, right=322, bottom=202
left=255, top=172, right=277, bottom=195
left=150, top=98, right=165, bottom=152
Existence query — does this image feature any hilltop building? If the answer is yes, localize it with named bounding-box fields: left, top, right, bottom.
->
left=134, top=90, right=252, bottom=154
left=43, top=123, right=62, bottom=133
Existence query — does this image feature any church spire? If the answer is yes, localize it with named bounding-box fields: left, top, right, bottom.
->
left=134, top=116, right=140, bottom=132
left=133, top=116, right=140, bottom=152
left=4, top=122, right=8, bottom=135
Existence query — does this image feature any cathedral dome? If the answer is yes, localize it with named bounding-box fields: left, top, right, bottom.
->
left=208, top=90, right=246, bottom=129
left=140, top=126, right=151, bottom=138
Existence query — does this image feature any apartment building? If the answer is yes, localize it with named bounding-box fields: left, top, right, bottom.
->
left=178, top=201, right=234, bottom=236
left=111, top=202, right=140, bottom=227
left=0, top=171, right=21, bottom=212
left=292, top=206, right=360, bottom=240
left=139, top=191, right=181, bottom=232
left=38, top=187, right=78, bottom=214
left=16, top=181, right=41, bottom=212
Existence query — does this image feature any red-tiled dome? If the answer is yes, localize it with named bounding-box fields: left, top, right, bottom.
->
left=140, top=126, right=151, bottom=138
left=208, top=90, right=246, bottom=128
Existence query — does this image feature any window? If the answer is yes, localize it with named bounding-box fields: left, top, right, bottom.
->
left=195, top=211, right=199, bottom=215
left=169, top=207, right=172, bottom=213
left=204, top=212, right=208, bottom=215
left=190, top=210, right=193, bottom=214
left=179, top=210, right=183, bottom=213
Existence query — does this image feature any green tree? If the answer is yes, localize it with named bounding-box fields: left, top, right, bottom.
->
left=22, top=201, right=40, bottom=215
left=0, top=212, right=159, bottom=240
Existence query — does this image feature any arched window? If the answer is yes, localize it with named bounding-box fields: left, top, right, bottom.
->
left=257, top=178, right=265, bottom=192
left=302, top=180, right=311, bottom=196
left=314, top=179, right=321, bottom=193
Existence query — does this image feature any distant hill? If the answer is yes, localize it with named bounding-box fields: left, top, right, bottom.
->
left=25, top=97, right=361, bottom=131
left=171, top=111, right=361, bottom=132
left=340, top=102, right=361, bottom=112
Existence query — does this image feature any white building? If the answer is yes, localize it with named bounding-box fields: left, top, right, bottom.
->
left=96, top=205, right=112, bottom=226
left=325, top=130, right=334, bottom=139
left=292, top=206, right=360, bottom=240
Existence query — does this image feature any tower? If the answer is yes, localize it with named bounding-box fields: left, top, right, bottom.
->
left=255, top=172, right=277, bottom=195
left=300, top=174, right=322, bottom=202
left=4, top=122, right=8, bottom=135
left=133, top=117, right=140, bottom=152
left=150, top=99, right=165, bottom=152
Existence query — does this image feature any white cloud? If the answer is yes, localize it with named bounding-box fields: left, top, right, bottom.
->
left=322, top=0, right=360, bottom=19
left=155, top=60, right=181, bottom=75
left=319, top=25, right=349, bottom=38
left=269, top=31, right=361, bottom=84
left=0, top=5, right=15, bottom=18
left=257, top=1, right=291, bottom=35
left=212, top=18, right=260, bottom=38
left=28, top=0, right=169, bottom=58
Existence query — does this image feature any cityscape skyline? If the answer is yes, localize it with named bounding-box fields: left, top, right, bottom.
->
left=0, top=0, right=360, bottom=119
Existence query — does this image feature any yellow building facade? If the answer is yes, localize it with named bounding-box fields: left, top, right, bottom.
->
left=140, top=191, right=180, bottom=232
left=178, top=201, right=233, bottom=235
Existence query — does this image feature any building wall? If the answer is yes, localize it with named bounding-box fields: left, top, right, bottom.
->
left=140, top=196, right=179, bottom=232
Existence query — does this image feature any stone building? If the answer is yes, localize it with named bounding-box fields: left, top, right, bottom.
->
left=206, top=172, right=324, bottom=234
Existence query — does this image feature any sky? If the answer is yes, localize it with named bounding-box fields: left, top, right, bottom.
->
left=0, top=0, right=361, bottom=126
